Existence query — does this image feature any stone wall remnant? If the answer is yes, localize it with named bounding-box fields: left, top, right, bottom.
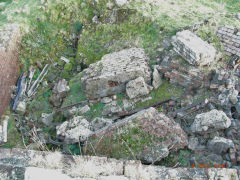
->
left=172, top=30, right=216, bottom=66
left=81, top=48, right=152, bottom=99
left=216, top=25, right=240, bottom=57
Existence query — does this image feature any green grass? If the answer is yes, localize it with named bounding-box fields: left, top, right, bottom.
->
left=1, top=109, right=24, bottom=149
left=85, top=123, right=155, bottom=159
left=135, top=80, right=183, bottom=110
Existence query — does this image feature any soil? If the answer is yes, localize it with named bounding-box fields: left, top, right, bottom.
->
left=0, top=47, right=20, bottom=119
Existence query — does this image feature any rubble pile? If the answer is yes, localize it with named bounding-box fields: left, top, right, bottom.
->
left=216, top=26, right=240, bottom=57
left=81, top=48, right=152, bottom=99
left=158, top=50, right=206, bottom=88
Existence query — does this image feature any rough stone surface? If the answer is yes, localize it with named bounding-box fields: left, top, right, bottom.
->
left=207, top=137, right=234, bottom=154
left=126, top=77, right=152, bottom=99
left=92, top=108, right=188, bottom=161
left=15, top=101, right=26, bottom=114
left=172, top=30, right=216, bottom=66
left=102, top=101, right=122, bottom=116
left=81, top=48, right=152, bottom=99
left=91, top=117, right=113, bottom=131
left=56, top=116, right=93, bottom=142
left=191, top=109, right=231, bottom=133
left=216, top=26, right=240, bottom=57
left=115, top=0, right=128, bottom=6
left=78, top=105, right=90, bottom=114
left=140, top=146, right=169, bottom=164
left=152, top=68, right=162, bottom=89
left=158, top=50, right=207, bottom=89
left=0, top=148, right=238, bottom=180
left=53, top=79, right=70, bottom=94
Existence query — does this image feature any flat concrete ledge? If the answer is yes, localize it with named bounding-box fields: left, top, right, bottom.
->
left=0, top=148, right=238, bottom=180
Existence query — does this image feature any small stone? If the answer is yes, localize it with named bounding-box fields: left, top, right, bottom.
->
left=140, top=146, right=169, bottom=164
left=152, top=68, right=162, bottom=89
left=102, top=101, right=122, bottom=116
left=91, top=117, right=113, bottom=131
left=16, top=101, right=26, bottom=114
left=207, top=137, right=234, bottom=154
left=101, top=97, right=112, bottom=104
left=115, top=0, right=128, bottom=6
left=53, top=79, right=70, bottom=94
left=126, top=77, right=152, bottom=99
left=41, top=113, right=53, bottom=126
left=78, top=105, right=90, bottom=114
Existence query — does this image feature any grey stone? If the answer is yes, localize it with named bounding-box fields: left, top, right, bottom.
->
left=56, top=116, right=92, bottom=142
left=126, top=77, right=152, bottom=99
left=78, top=105, right=90, bottom=114
left=191, top=109, right=231, bottom=133
left=15, top=101, right=26, bottom=114
left=102, top=101, right=122, bottom=116
left=115, top=0, right=128, bottom=6
left=91, top=117, right=113, bottom=131
left=188, top=136, right=205, bottom=151
left=53, top=79, right=70, bottom=94
left=172, top=30, right=216, bottom=66
left=229, top=89, right=238, bottom=104
left=81, top=48, right=152, bottom=99
left=207, top=137, right=234, bottom=154
left=152, top=68, right=162, bottom=89
left=41, top=113, right=53, bottom=126
left=101, top=97, right=112, bottom=104
left=140, top=146, right=169, bottom=164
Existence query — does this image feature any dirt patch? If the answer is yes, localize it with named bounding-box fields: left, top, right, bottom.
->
left=0, top=25, right=21, bottom=119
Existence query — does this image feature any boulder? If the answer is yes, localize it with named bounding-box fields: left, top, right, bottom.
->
left=56, top=116, right=92, bottom=142
left=207, top=137, right=234, bottom=154
left=81, top=48, right=152, bottom=99
left=191, top=109, right=231, bottom=133
left=172, top=30, right=216, bottom=66
left=126, top=77, right=152, bottom=99
left=152, top=68, right=162, bottom=89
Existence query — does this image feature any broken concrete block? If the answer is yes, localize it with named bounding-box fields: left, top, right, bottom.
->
left=152, top=68, right=162, bottom=89
left=126, top=77, right=152, bottom=99
left=56, top=116, right=92, bottom=142
left=172, top=30, right=216, bottom=66
left=81, top=48, right=152, bottom=99
left=191, top=109, right=231, bottom=133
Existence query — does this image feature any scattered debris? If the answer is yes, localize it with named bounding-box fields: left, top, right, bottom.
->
left=27, top=64, right=50, bottom=97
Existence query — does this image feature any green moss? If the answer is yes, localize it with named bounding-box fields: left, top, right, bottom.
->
left=62, top=73, right=86, bottom=107
left=135, top=80, right=183, bottom=109
left=85, top=123, right=155, bottom=159
left=159, top=150, right=192, bottom=167
left=84, top=102, right=105, bottom=120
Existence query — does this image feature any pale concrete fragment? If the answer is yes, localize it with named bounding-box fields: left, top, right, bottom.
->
left=191, top=109, right=231, bottom=133
left=172, top=30, right=216, bottom=66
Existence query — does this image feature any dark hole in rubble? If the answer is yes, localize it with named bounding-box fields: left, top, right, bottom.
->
left=108, top=80, right=119, bottom=87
